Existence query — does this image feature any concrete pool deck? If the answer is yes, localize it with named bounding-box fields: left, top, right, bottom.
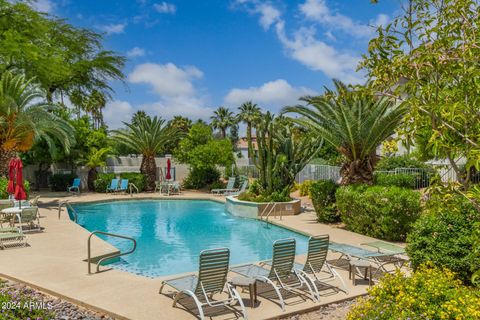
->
left=0, top=191, right=397, bottom=320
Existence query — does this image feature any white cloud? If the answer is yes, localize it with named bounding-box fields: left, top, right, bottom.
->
left=103, top=100, right=135, bottom=129
left=374, top=14, right=390, bottom=28
left=153, top=2, right=176, bottom=14
left=31, top=0, right=54, bottom=13
left=224, top=79, right=317, bottom=109
left=126, top=47, right=146, bottom=58
left=234, top=0, right=281, bottom=30
left=128, top=63, right=203, bottom=97
left=98, top=23, right=127, bottom=35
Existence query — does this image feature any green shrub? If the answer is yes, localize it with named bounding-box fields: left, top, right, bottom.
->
left=298, top=180, right=314, bottom=197
left=376, top=155, right=432, bottom=171
left=336, top=185, right=421, bottom=241
left=209, top=180, right=225, bottom=190
left=183, top=167, right=220, bottom=189
left=94, top=173, right=115, bottom=193
left=406, top=195, right=480, bottom=284
left=49, top=173, right=76, bottom=191
left=310, top=180, right=339, bottom=223
left=237, top=191, right=291, bottom=203
left=0, top=177, right=30, bottom=199
left=119, top=172, right=146, bottom=192
left=374, top=173, right=416, bottom=188
left=347, top=264, right=480, bottom=320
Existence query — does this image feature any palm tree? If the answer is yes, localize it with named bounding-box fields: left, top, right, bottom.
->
left=283, top=81, right=407, bottom=185
left=238, top=101, right=261, bottom=160
left=113, top=116, right=180, bottom=191
left=210, top=107, right=236, bottom=138
left=84, top=147, right=110, bottom=191
left=0, top=72, right=75, bottom=176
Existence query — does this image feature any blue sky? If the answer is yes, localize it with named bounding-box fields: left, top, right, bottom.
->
left=33, top=0, right=399, bottom=128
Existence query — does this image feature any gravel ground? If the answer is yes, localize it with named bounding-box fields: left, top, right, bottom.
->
left=1, top=278, right=116, bottom=320
left=283, top=298, right=358, bottom=320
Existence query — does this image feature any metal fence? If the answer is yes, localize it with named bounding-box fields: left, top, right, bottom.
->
left=296, top=164, right=341, bottom=184
left=375, top=167, right=433, bottom=189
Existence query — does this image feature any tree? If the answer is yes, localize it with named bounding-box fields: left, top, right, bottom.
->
left=210, top=107, right=236, bottom=138
left=283, top=81, right=407, bottom=185
left=113, top=116, right=180, bottom=191
left=0, top=72, right=75, bottom=176
left=0, top=0, right=125, bottom=118
left=238, top=101, right=261, bottom=160
left=84, top=147, right=110, bottom=191
left=360, top=0, right=480, bottom=189
left=165, top=116, right=192, bottom=154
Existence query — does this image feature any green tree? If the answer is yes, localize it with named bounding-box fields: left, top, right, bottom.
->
left=165, top=116, right=192, bottom=154
left=237, top=101, right=261, bottom=160
left=360, top=0, right=480, bottom=189
left=210, top=107, right=236, bottom=138
left=283, top=81, right=407, bottom=185
left=84, top=147, right=110, bottom=191
left=113, top=116, right=179, bottom=191
left=0, top=72, right=74, bottom=176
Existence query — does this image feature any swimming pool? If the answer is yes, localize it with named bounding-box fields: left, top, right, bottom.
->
left=71, top=200, right=309, bottom=278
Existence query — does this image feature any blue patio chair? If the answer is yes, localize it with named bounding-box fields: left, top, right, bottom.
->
left=67, top=178, right=81, bottom=194
left=116, top=179, right=129, bottom=193
left=106, top=179, right=119, bottom=193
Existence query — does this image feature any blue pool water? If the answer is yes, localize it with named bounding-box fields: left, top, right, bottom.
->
left=71, top=200, right=309, bottom=278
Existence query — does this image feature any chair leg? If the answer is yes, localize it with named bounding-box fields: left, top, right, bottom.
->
left=260, top=277, right=285, bottom=311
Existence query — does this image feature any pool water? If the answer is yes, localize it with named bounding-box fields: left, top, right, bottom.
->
left=71, top=200, right=308, bottom=278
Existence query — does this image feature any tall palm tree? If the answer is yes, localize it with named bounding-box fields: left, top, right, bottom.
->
left=283, top=81, right=408, bottom=185
left=0, top=72, right=75, bottom=176
left=210, top=107, right=236, bottom=138
left=84, top=147, right=110, bottom=191
left=238, top=101, right=261, bottom=160
left=113, top=116, right=180, bottom=191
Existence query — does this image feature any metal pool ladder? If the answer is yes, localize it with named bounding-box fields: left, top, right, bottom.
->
left=58, top=200, right=78, bottom=222
left=259, top=201, right=279, bottom=224
left=87, top=231, right=137, bottom=274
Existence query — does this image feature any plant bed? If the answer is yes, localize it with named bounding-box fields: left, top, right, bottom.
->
left=225, top=196, right=301, bottom=219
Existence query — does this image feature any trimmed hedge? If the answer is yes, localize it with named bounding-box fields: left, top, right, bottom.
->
left=374, top=173, right=416, bottom=189
left=336, top=185, right=421, bottom=241
left=310, top=180, right=339, bottom=223
left=94, top=172, right=146, bottom=193
left=0, top=177, right=30, bottom=199
left=406, top=195, right=480, bottom=284
left=49, top=173, right=76, bottom=191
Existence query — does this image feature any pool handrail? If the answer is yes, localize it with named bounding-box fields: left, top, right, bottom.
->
left=58, top=200, right=78, bottom=223
left=87, top=230, right=137, bottom=274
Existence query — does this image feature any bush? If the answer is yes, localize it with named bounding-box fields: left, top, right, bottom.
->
left=347, top=264, right=480, bottom=320
left=209, top=180, right=225, bottom=190
left=93, top=173, right=115, bottom=193
left=49, top=173, right=76, bottom=191
left=298, top=180, right=314, bottom=197
left=119, top=172, right=146, bottom=192
left=183, top=167, right=220, bottom=189
left=237, top=191, right=291, bottom=203
left=374, top=173, right=416, bottom=189
left=336, top=185, right=421, bottom=241
left=376, top=155, right=432, bottom=171
left=406, top=195, right=480, bottom=284
left=0, top=177, right=30, bottom=199
left=310, top=180, right=339, bottom=223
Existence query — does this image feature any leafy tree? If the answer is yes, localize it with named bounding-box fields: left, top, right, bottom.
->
left=113, top=116, right=179, bottom=191
left=84, top=147, right=110, bottom=191
left=237, top=101, right=261, bottom=160
left=360, top=0, right=480, bottom=188
left=210, top=107, right=236, bottom=138
left=0, top=72, right=74, bottom=176
left=283, top=81, right=407, bottom=185
left=165, top=116, right=192, bottom=154
left=0, top=0, right=125, bottom=119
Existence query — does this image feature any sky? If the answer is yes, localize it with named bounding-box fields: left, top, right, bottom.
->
left=32, top=0, right=400, bottom=129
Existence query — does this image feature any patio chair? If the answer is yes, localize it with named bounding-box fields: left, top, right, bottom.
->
left=230, top=238, right=316, bottom=311
left=15, top=207, right=40, bottom=232
left=29, top=195, right=40, bottom=207
left=0, top=200, right=14, bottom=228
left=116, top=179, right=129, bottom=193
left=294, top=235, right=348, bottom=301
left=160, top=248, right=247, bottom=320
left=211, top=177, right=236, bottom=195
left=0, top=226, right=26, bottom=249
left=67, top=178, right=81, bottom=194
left=225, top=180, right=248, bottom=196
left=106, top=179, right=119, bottom=193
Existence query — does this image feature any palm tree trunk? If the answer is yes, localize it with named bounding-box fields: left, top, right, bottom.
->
left=141, top=155, right=157, bottom=191
left=246, top=122, right=253, bottom=161
left=87, top=168, right=97, bottom=191
left=0, top=150, right=15, bottom=177
left=221, top=128, right=226, bottom=139
left=340, top=158, right=375, bottom=185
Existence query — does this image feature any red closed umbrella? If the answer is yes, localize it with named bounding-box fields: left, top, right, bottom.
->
left=165, top=158, right=172, bottom=180
left=14, top=158, right=26, bottom=201
left=6, top=158, right=15, bottom=195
